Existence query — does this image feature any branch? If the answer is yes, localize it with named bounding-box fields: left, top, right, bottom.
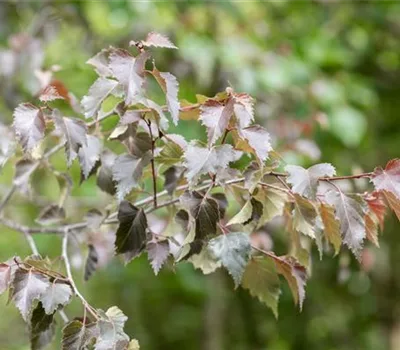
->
left=86, top=103, right=201, bottom=128
left=62, top=229, right=99, bottom=320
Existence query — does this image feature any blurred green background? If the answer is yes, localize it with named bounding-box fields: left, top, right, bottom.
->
left=0, top=1, right=400, bottom=349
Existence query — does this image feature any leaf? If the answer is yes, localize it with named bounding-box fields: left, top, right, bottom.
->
left=208, top=232, right=251, bottom=287
left=139, top=32, right=177, bottom=49
left=285, top=163, right=336, bottom=199
left=13, top=159, right=37, bottom=195
left=241, top=256, right=281, bottom=317
left=109, top=49, right=150, bottom=105
left=184, top=143, right=242, bottom=186
left=0, top=262, right=12, bottom=295
left=30, top=302, right=55, bottom=350
left=253, top=187, right=288, bottom=225
left=53, top=109, right=87, bottom=166
left=227, top=200, right=253, bottom=226
left=211, top=193, right=228, bottom=219
left=115, top=201, right=149, bottom=263
left=292, top=195, right=317, bottom=238
left=155, top=138, right=184, bottom=167
left=112, top=152, right=152, bottom=201
left=62, top=320, right=98, bottom=350
left=237, top=125, right=272, bottom=162
left=365, top=214, right=379, bottom=248
left=96, top=306, right=130, bottom=350
left=365, top=191, right=387, bottom=229
left=200, top=99, right=234, bottom=145
left=128, top=339, right=140, bottom=349
left=0, top=122, right=15, bottom=169
left=382, top=190, right=400, bottom=221
left=188, top=246, right=221, bottom=274
left=319, top=203, right=342, bottom=255
left=97, top=151, right=117, bottom=195
left=273, top=255, right=307, bottom=310
left=180, top=191, right=220, bottom=239
left=87, top=48, right=113, bottom=77
left=40, top=281, right=73, bottom=315
left=35, top=204, right=66, bottom=226
left=82, top=77, right=119, bottom=119
left=232, top=93, right=254, bottom=129
left=13, top=103, right=45, bottom=152
left=84, top=243, right=100, bottom=282
left=163, top=166, right=182, bottom=196
left=125, top=132, right=152, bottom=157
left=39, top=85, right=64, bottom=102
left=78, top=135, right=102, bottom=180
left=10, top=268, right=50, bottom=321
left=372, top=159, right=400, bottom=199
left=147, top=240, right=169, bottom=275
left=151, top=67, right=180, bottom=125
left=325, top=191, right=367, bottom=258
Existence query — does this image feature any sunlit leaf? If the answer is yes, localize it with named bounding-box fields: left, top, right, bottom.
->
left=151, top=67, right=180, bottom=125
left=82, top=77, right=119, bottom=119
left=232, top=93, right=254, bottom=129
left=184, top=143, right=242, bottom=186
left=112, top=152, right=152, bottom=201
left=285, top=163, right=336, bottom=199
left=208, top=232, right=251, bottom=287
left=139, top=32, right=177, bottom=49
left=87, top=47, right=113, bottom=77
left=199, top=99, right=234, bottom=146
left=52, top=109, right=87, bottom=166
left=40, top=281, right=73, bottom=315
left=325, top=191, right=366, bottom=258
left=109, top=49, right=150, bottom=105
left=13, top=103, right=45, bottom=152
left=10, top=268, right=50, bottom=321
left=237, top=125, right=272, bottom=162
left=372, top=158, right=400, bottom=199
left=147, top=240, right=169, bottom=275
left=96, top=306, right=130, bottom=350
left=78, top=135, right=102, bottom=181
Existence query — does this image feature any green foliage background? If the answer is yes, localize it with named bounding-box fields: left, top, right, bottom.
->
left=0, top=1, right=399, bottom=349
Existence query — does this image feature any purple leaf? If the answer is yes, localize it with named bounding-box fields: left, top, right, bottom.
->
left=81, top=77, right=119, bottom=119
left=13, top=103, right=45, bottom=152
left=147, top=240, right=170, bottom=275
left=286, top=163, right=336, bottom=199
left=112, top=152, right=152, bottom=201
left=52, top=109, right=87, bottom=166
left=78, top=135, right=102, bottom=180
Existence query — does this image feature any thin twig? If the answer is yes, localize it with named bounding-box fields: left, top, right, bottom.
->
left=0, top=185, right=16, bottom=214
left=62, top=229, right=99, bottom=320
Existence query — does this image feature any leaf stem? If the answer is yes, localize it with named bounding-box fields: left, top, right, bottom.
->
left=146, top=120, right=158, bottom=208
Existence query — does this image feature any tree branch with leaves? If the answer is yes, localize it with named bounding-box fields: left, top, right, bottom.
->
left=0, top=32, right=399, bottom=350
